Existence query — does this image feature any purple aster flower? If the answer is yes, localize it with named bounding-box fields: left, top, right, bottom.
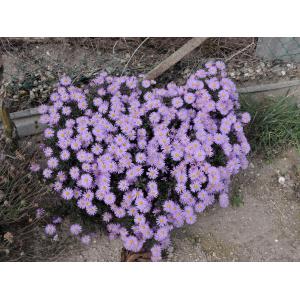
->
left=163, top=200, right=175, bottom=213
left=207, top=65, right=217, bottom=75
left=45, top=224, right=56, bottom=236
left=30, top=163, right=40, bottom=172
left=195, top=201, right=206, bottom=213
left=79, top=173, right=93, bottom=189
left=114, top=207, right=126, bottom=218
left=206, top=78, right=220, bottom=91
left=91, top=143, right=103, bottom=155
left=60, top=150, right=70, bottom=161
left=50, top=92, right=60, bottom=102
left=141, top=79, right=151, bottom=88
left=104, top=193, right=116, bottom=205
left=218, top=89, right=230, bottom=101
left=43, top=147, right=53, bottom=157
left=241, top=112, right=251, bottom=124
left=171, top=149, right=183, bottom=161
left=118, top=179, right=129, bottom=192
left=38, top=104, right=48, bottom=114
left=154, top=226, right=169, bottom=242
left=62, top=188, right=73, bottom=200
left=184, top=93, right=196, bottom=104
left=156, top=215, right=168, bottom=227
left=69, top=166, right=80, bottom=180
left=53, top=181, right=63, bottom=192
left=172, top=97, right=184, bottom=108
left=53, top=216, right=63, bottom=224
left=102, top=212, right=112, bottom=223
left=147, top=167, right=158, bottom=179
left=185, top=214, right=197, bottom=224
left=219, top=193, right=229, bottom=208
left=36, top=208, right=45, bottom=219
left=195, top=69, right=207, bottom=78
left=134, top=214, right=146, bottom=224
left=151, top=245, right=162, bottom=262
left=62, top=106, right=71, bottom=116
left=60, top=76, right=72, bottom=86
left=86, top=205, right=98, bottom=216
left=123, top=235, right=139, bottom=252
left=70, top=224, right=82, bottom=235
left=216, top=61, right=226, bottom=70
left=57, top=171, right=67, bottom=182
left=194, top=149, right=206, bottom=162
left=43, top=168, right=52, bottom=179
left=81, top=235, right=91, bottom=245
left=44, top=128, right=54, bottom=138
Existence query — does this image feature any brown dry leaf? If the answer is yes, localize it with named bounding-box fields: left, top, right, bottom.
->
left=15, top=151, right=25, bottom=161
left=4, top=232, right=14, bottom=243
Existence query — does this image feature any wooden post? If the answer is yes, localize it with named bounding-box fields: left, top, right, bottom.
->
left=0, top=54, right=18, bottom=145
left=0, top=54, right=3, bottom=84
left=144, top=37, right=208, bottom=81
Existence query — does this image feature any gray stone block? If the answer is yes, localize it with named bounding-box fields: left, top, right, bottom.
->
left=256, top=37, right=300, bottom=62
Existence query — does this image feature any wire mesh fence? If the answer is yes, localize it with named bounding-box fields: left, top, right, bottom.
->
left=1, top=37, right=300, bottom=113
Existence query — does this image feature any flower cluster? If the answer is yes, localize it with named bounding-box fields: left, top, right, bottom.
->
left=38, top=61, right=250, bottom=261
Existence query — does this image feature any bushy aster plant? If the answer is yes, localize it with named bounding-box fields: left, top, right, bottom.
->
left=37, top=61, right=250, bottom=261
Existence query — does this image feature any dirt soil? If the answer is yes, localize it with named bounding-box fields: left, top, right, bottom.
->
left=57, top=149, right=300, bottom=262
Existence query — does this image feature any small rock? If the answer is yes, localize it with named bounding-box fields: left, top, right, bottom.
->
left=29, top=90, right=35, bottom=99
left=19, top=90, right=27, bottom=96
left=168, top=246, right=174, bottom=254
left=278, top=176, right=285, bottom=185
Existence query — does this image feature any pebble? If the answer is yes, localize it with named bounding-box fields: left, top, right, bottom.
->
left=168, top=246, right=174, bottom=253
left=29, top=90, right=35, bottom=99
left=278, top=176, right=286, bottom=185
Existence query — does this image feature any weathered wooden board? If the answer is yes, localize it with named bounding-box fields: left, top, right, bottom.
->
left=144, top=37, right=207, bottom=80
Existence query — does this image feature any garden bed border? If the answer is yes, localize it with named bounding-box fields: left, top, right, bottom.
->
left=1, top=79, right=300, bottom=137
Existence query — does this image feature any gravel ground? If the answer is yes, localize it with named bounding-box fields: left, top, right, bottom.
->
left=2, top=40, right=300, bottom=112
left=56, top=149, right=300, bottom=262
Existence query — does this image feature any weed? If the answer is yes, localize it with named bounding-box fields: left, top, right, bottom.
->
left=240, top=95, right=300, bottom=158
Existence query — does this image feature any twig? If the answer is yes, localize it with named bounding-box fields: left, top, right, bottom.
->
left=225, top=41, right=255, bottom=62
left=112, top=40, right=119, bottom=55
left=121, top=37, right=150, bottom=76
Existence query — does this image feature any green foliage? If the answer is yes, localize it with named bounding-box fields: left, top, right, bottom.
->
left=230, top=192, right=244, bottom=207
left=240, top=95, right=300, bottom=158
